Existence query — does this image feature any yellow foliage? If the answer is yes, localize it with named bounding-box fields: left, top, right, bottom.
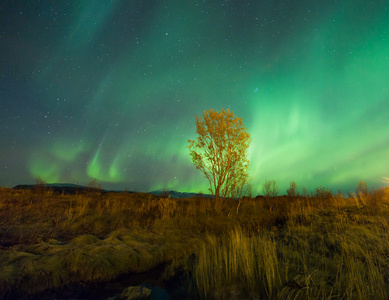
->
left=188, top=108, right=251, bottom=212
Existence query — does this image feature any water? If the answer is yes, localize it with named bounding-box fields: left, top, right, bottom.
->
left=28, top=263, right=176, bottom=300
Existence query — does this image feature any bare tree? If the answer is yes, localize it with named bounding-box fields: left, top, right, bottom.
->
left=356, top=180, right=368, bottom=196
left=188, top=108, right=251, bottom=212
left=286, top=181, right=298, bottom=198
left=262, top=179, right=278, bottom=198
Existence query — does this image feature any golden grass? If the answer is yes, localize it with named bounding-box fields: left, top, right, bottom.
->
left=191, top=227, right=281, bottom=299
left=190, top=216, right=389, bottom=299
left=0, top=186, right=389, bottom=298
left=187, top=189, right=389, bottom=299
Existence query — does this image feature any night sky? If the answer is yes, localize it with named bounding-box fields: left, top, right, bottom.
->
left=1, top=1, right=389, bottom=195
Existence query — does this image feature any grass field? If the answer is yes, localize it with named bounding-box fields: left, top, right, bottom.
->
left=0, top=185, right=389, bottom=299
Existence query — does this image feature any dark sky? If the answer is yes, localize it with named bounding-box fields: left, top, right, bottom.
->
left=1, top=1, right=389, bottom=194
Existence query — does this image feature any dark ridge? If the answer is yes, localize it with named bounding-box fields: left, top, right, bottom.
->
left=12, top=183, right=106, bottom=195
left=11, top=184, right=207, bottom=198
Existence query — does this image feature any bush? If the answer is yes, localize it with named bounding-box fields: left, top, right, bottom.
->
left=314, top=186, right=332, bottom=200
left=262, top=180, right=279, bottom=198
left=286, top=181, right=298, bottom=198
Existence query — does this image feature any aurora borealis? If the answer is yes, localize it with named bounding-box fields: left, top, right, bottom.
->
left=1, top=1, right=389, bottom=194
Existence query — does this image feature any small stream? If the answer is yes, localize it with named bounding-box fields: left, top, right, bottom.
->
left=27, top=262, right=189, bottom=300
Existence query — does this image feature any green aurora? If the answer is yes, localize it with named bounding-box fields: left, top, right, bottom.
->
left=1, top=1, right=388, bottom=194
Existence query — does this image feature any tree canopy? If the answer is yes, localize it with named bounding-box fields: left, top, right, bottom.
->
left=188, top=108, right=251, bottom=212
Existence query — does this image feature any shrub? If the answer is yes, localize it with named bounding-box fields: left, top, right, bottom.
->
left=356, top=180, right=368, bottom=197
left=262, top=179, right=278, bottom=198
left=286, top=181, right=298, bottom=198
left=314, top=186, right=332, bottom=200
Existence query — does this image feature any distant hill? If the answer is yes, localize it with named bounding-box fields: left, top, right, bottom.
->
left=12, top=183, right=105, bottom=195
left=12, top=183, right=210, bottom=198
left=149, top=190, right=211, bottom=199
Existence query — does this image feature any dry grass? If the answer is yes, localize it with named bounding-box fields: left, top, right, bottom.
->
left=0, top=186, right=389, bottom=299
left=187, top=188, right=389, bottom=299
left=190, top=227, right=281, bottom=299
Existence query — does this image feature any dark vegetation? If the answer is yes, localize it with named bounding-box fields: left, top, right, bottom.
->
left=0, top=183, right=389, bottom=299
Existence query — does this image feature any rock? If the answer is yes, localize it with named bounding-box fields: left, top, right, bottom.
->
left=108, top=286, right=151, bottom=300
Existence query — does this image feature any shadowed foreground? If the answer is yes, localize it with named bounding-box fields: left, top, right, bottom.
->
left=0, top=186, right=389, bottom=299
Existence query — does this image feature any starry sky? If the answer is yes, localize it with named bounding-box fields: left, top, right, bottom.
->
left=1, top=1, right=389, bottom=195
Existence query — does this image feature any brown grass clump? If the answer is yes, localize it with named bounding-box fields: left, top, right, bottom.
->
left=137, top=196, right=178, bottom=227
left=0, top=227, right=200, bottom=298
left=191, top=227, right=281, bottom=299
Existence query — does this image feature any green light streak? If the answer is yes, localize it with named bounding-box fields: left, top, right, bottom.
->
left=87, top=145, right=124, bottom=183
left=69, top=0, right=120, bottom=49
left=29, top=158, right=61, bottom=183
left=50, top=140, right=87, bottom=162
